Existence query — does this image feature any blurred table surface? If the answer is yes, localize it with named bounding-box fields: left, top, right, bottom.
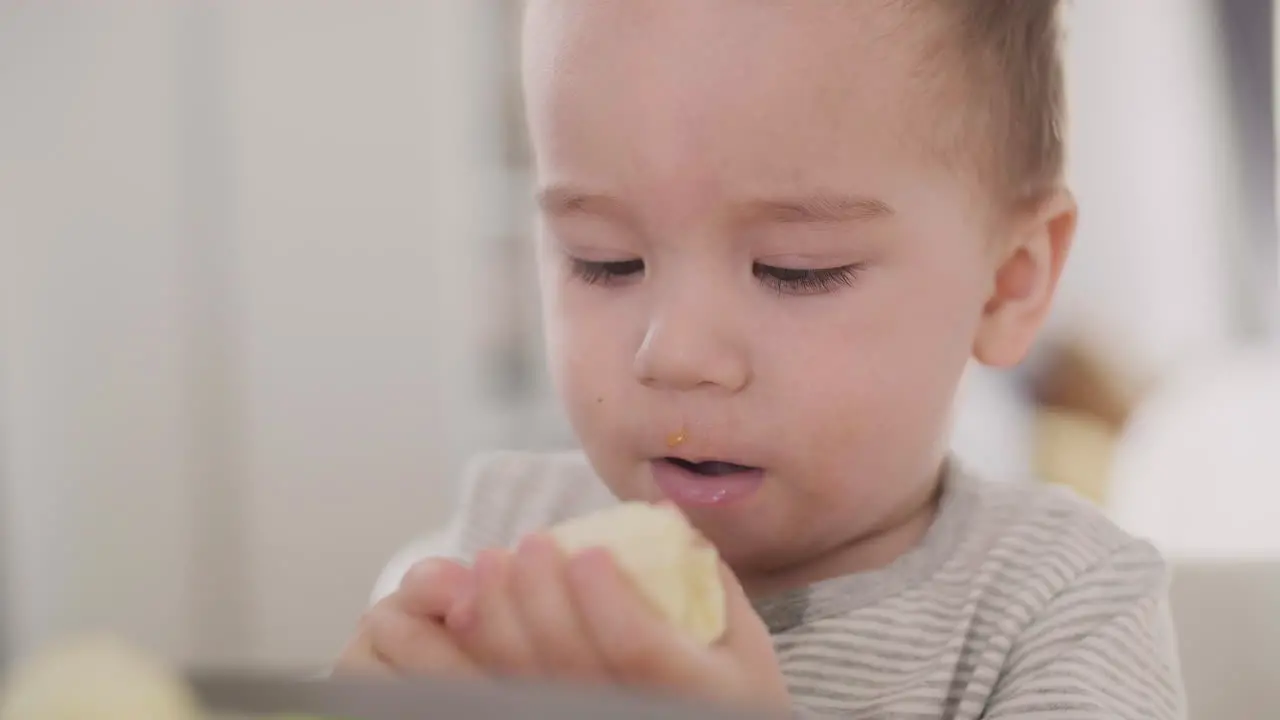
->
left=192, top=669, right=774, bottom=720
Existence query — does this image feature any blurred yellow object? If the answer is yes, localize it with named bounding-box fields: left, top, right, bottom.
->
left=0, top=634, right=202, bottom=720
left=1033, top=408, right=1117, bottom=505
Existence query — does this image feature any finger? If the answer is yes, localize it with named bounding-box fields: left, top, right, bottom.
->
left=363, top=595, right=480, bottom=677
left=511, top=532, right=606, bottom=680
left=398, top=558, right=474, bottom=619
left=333, top=633, right=393, bottom=676
left=446, top=548, right=538, bottom=675
left=711, top=562, right=791, bottom=711
left=713, top=561, right=774, bottom=655
left=565, top=547, right=708, bottom=687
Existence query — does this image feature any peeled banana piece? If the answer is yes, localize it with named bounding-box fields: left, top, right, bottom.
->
left=548, top=502, right=727, bottom=645
left=0, top=635, right=202, bottom=720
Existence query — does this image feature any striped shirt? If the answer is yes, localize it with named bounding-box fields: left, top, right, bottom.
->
left=375, top=451, right=1186, bottom=719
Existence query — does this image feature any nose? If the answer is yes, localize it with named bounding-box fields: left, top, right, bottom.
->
left=633, top=296, right=751, bottom=393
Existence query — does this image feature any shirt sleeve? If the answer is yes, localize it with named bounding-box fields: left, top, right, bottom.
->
left=366, top=452, right=498, bottom=605
left=367, top=450, right=613, bottom=605
left=982, top=539, right=1187, bottom=719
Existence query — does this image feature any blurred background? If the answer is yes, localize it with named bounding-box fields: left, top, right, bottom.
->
left=1, top=0, right=1277, bottom=709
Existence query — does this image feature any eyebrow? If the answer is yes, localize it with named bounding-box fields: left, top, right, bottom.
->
left=536, top=185, right=894, bottom=225
left=744, top=193, right=895, bottom=224
left=536, top=186, right=629, bottom=220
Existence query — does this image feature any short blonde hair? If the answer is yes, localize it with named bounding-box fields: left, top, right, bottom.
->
left=931, top=0, right=1067, bottom=208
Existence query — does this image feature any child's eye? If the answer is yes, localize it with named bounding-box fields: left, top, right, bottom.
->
left=753, top=263, right=863, bottom=296
left=569, top=258, right=645, bottom=286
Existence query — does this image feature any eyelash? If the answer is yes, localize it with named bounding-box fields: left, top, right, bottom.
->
left=567, top=258, right=863, bottom=296
left=754, top=263, right=862, bottom=295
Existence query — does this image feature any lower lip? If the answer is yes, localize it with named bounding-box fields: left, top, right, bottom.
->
left=649, top=459, right=764, bottom=508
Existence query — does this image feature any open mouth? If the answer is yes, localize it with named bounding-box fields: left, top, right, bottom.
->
left=652, top=457, right=765, bottom=506
left=663, top=457, right=759, bottom=477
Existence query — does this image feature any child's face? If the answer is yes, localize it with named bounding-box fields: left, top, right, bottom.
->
left=524, top=1, right=1061, bottom=575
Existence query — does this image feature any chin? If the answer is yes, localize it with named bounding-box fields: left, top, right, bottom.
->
left=683, top=503, right=779, bottom=554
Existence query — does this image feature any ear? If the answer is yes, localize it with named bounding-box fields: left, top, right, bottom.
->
left=973, top=189, right=1077, bottom=368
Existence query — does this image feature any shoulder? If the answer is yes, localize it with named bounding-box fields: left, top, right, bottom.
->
left=957, top=471, right=1166, bottom=586
left=370, top=450, right=615, bottom=603
left=951, top=476, right=1186, bottom=716
left=946, top=468, right=1169, bottom=633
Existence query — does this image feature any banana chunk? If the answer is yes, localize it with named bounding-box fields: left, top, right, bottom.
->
left=0, top=635, right=201, bottom=720
left=548, top=502, right=727, bottom=645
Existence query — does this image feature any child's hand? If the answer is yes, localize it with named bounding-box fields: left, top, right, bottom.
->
left=335, top=558, right=480, bottom=677
left=443, top=534, right=792, bottom=714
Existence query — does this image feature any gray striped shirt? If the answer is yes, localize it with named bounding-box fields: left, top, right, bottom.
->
left=381, top=451, right=1186, bottom=718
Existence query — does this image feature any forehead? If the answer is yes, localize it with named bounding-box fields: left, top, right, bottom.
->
left=522, top=0, right=951, bottom=211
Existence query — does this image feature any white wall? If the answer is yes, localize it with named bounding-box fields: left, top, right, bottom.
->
left=2, top=1, right=504, bottom=667
left=223, top=0, right=503, bottom=666
left=1055, top=0, right=1241, bottom=381
left=2, top=3, right=200, bottom=662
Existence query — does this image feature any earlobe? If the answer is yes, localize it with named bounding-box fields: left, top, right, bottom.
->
left=973, top=190, right=1077, bottom=368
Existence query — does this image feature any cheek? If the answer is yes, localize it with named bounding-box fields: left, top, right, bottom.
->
left=766, top=259, right=983, bottom=484
left=540, top=278, right=642, bottom=441
left=864, top=232, right=991, bottom=376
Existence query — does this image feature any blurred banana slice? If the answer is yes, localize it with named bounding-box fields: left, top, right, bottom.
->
left=549, top=502, right=727, bottom=645
left=0, top=634, right=201, bottom=720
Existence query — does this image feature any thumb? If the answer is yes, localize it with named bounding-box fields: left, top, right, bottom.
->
left=712, top=563, right=792, bottom=713
left=397, top=558, right=474, bottom=619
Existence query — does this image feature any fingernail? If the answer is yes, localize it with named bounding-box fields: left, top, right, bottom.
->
left=516, top=532, right=556, bottom=562
left=567, top=547, right=613, bottom=585
left=474, top=549, right=505, bottom=589
left=401, top=558, right=449, bottom=592
left=515, top=534, right=537, bottom=560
